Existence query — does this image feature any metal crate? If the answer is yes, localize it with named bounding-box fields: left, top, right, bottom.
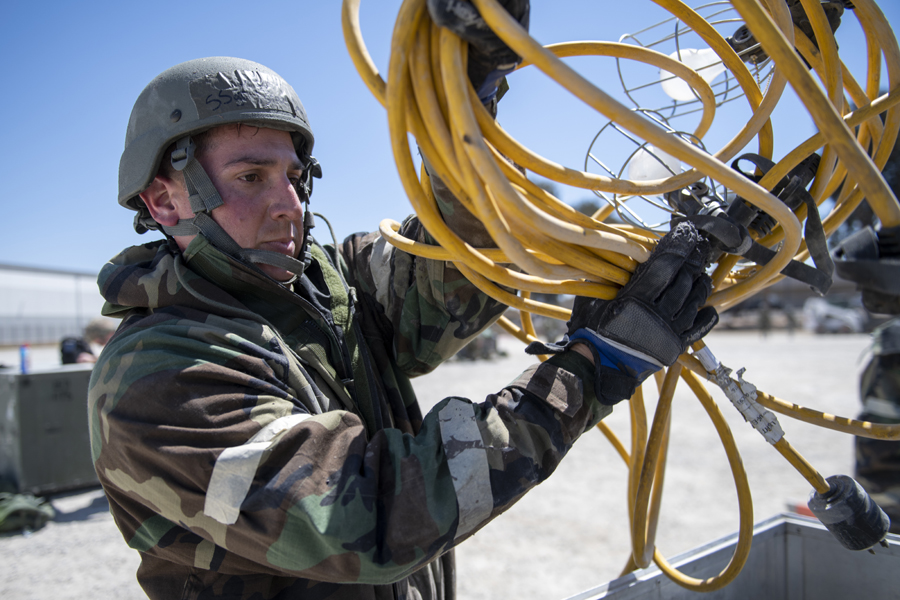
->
left=566, top=513, right=900, bottom=600
left=0, top=365, right=99, bottom=495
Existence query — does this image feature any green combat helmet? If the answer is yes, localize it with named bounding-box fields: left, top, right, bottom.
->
left=118, top=56, right=322, bottom=279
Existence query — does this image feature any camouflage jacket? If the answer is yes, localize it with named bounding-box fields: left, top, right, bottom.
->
left=89, top=215, right=610, bottom=600
left=856, top=319, right=900, bottom=533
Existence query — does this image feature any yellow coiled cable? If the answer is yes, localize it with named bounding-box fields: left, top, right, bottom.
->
left=343, top=0, right=900, bottom=590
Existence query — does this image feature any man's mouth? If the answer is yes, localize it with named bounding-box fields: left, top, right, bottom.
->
left=262, top=239, right=296, bottom=257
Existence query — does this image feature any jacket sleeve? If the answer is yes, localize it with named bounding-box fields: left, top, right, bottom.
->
left=337, top=171, right=510, bottom=378
left=89, top=316, right=611, bottom=586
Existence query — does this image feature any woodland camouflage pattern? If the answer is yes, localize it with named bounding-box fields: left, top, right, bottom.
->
left=856, top=319, right=900, bottom=534
left=89, top=211, right=610, bottom=599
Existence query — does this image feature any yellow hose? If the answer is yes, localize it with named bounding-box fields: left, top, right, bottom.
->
left=656, top=369, right=755, bottom=592
left=343, top=0, right=900, bottom=590
left=631, top=366, right=679, bottom=568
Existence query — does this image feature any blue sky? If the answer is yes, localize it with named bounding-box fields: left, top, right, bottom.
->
left=1, top=1, right=897, bottom=274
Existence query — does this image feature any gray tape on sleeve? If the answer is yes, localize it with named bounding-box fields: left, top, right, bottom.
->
left=438, top=398, right=493, bottom=538
left=204, top=413, right=311, bottom=525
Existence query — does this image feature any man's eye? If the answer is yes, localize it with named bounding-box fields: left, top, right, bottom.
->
left=240, top=173, right=260, bottom=182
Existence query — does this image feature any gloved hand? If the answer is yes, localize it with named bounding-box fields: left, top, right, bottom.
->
left=527, top=221, right=719, bottom=405
left=833, top=224, right=900, bottom=315
left=427, top=0, right=530, bottom=105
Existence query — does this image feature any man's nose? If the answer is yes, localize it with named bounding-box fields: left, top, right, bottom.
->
left=270, top=175, right=304, bottom=220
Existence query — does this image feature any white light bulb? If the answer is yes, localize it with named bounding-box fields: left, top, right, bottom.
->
left=627, top=146, right=681, bottom=181
left=660, top=47, right=726, bottom=102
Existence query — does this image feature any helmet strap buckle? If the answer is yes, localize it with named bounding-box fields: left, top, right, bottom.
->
left=297, top=156, right=322, bottom=203
left=170, top=136, right=196, bottom=172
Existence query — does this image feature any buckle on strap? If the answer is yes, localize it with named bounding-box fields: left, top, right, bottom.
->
left=183, top=159, right=224, bottom=213
left=171, top=136, right=195, bottom=172
left=169, top=136, right=224, bottom=214
left=297, top=156, right=322, bottom=202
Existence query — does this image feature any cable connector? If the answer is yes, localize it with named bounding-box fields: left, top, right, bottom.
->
left=702, top=356, right=784, bottom=445
left=721, top=366, right=784, bottom=444
left=808, top=474, right=891, bottom=551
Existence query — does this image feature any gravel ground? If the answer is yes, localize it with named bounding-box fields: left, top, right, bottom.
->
left=0, top=330, right=871, bottom=599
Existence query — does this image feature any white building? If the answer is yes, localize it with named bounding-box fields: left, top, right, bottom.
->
left=0, top=263, right=105, bottom=346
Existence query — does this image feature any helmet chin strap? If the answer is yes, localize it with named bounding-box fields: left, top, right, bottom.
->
left=161, top=135, right=319, bottom=285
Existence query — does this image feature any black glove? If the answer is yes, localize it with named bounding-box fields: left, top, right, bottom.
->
left=833, top=225, right=900, bottom=315
left=527, top=221, right=719, bottom=405
left=427, top=0, right=530, bottom=104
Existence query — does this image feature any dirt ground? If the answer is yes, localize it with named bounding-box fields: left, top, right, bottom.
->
left=0, top=331, right=873, bottom=599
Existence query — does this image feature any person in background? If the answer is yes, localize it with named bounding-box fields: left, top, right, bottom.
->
left=60, top=318, right=117, bottom=364
left=832, top=92, right=900, bottom=534
left=854, top=319, right=900, bottom=533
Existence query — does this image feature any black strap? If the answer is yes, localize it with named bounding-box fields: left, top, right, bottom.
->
left=676, top=212, right=832, bottom=293
left=681, top=214, right=751, bottom=255
left=726, top=153, right=834, bottom=294
left=743, top=241, right=833, bottom=294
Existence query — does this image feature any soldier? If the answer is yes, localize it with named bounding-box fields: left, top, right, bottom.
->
left=60, top=317, right=117, bottom=364
left=832, top=92, right=900, bottom=535
left=855, top=319, right=900, bottom=534
left=88, top=4, right=717, bottom=599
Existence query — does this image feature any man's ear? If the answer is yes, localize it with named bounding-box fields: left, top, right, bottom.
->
left=139, top=175, right=184, bottom=227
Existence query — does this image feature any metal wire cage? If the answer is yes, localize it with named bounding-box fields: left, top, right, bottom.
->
left=585, top=1, right=779, bottom=233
